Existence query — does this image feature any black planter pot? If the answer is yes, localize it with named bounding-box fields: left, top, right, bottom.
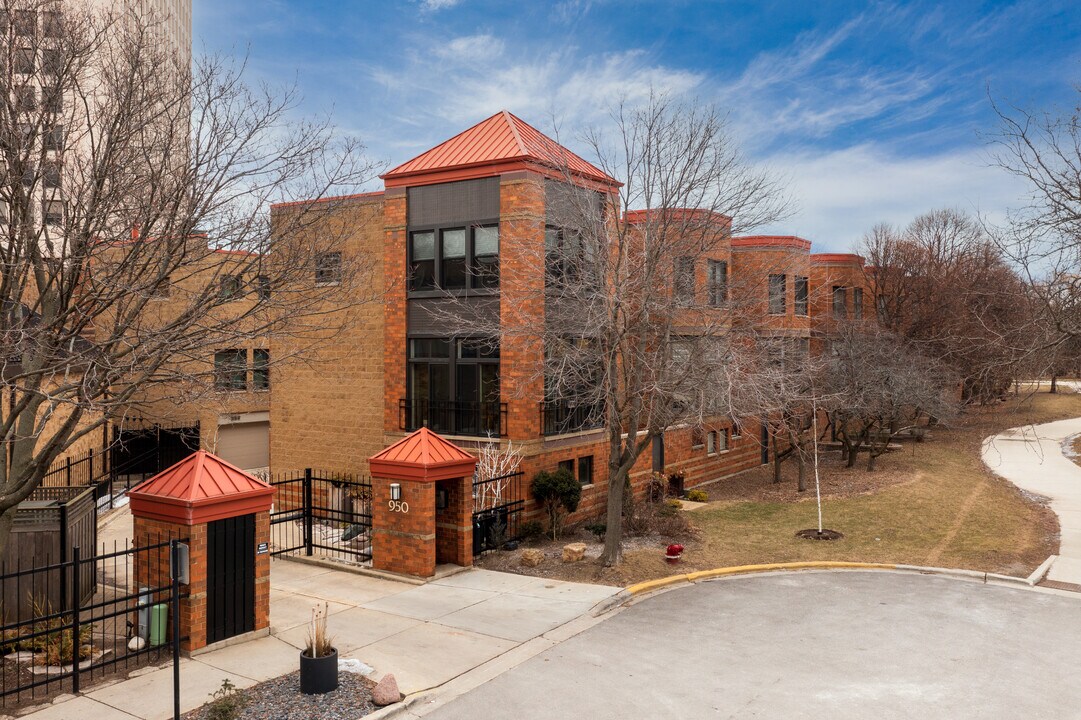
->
left=299, top=648, right=338, bottom=694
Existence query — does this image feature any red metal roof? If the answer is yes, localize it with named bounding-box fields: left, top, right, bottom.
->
left=731, top=235, right=812, bottom=252
left=369, top=428, right=478, bottom=483
left=382, top=111, right=619, bottom=189
left=128, top=450, right=274, bottom=525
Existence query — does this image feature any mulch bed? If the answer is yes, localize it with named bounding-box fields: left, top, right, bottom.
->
left=182, top=670, right=375, bottom=720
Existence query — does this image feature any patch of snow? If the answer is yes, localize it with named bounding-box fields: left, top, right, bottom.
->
left=339, top=658, right=374, bottom=676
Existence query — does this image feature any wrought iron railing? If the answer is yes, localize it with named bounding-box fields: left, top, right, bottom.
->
left=399, top=399, right=507, bottom=437
left=540, top=399, right=605, bottom=436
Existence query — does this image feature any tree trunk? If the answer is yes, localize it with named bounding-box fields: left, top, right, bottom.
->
left=846, top=441, right=859, bottom=468
left=1051, top=375, right=1058, bottom=394
left=601, top=466, right=626, bottom=566
left=867, top=448, right=879, bottom=471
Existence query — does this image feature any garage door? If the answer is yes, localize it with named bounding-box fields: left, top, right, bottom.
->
left=217, top=421, right=270, bottom=470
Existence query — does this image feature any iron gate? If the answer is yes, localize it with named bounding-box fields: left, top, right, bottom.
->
left=207, top=514, right=255, bottom=645
left=472, top=470, right=525, bottom=556
left=268, top=469, right=373, bottom=565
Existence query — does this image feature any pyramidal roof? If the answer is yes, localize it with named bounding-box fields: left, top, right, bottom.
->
left=369, top=427, right=478, bottom=483
left=382, top=110, right=619, bottom=188
left=128, top=450, right=274, bottom=525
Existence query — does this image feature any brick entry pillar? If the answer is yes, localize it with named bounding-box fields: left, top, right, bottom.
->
left=128, top=451, right=274, bottom=652
left=369, top=428, right=478, bottom=578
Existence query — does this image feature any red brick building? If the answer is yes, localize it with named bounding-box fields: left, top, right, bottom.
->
left=269, top=111, right=864, bottom=526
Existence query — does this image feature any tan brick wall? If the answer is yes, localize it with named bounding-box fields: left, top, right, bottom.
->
left=270, top=195, right=387, bottom=475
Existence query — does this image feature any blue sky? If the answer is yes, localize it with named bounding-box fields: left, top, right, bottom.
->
left=196, top=0, right=1080, bottom=252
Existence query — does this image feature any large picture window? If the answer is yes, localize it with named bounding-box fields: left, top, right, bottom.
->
left=409, top=224, right=499, bottom=292
left=406, top=337, right=500, bottom=435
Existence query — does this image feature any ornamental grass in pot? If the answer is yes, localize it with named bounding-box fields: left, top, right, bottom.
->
left=299, top=603, right=337, bottom=694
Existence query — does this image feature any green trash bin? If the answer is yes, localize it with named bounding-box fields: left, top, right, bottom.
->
left=149, top=603, right=168, bottom=647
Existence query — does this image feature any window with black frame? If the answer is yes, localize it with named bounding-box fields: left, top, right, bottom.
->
left=406, top=337, right=500, bottom=435
left=409, top=225, right=500, bottom=292
left=832, top=286, right=848, bottom=318
left=794, top=276, right=809, bottom=316
left=214, top=349, right=247, bottom=391
left=708, top=260, right=727, bottom=306
left=768, top=274, right=786, bottom=315
left=252, top=349, right=270, bottom=390
left=674, top=257, right=695, bottom=305
left=545, top=226, right=584, bottom=284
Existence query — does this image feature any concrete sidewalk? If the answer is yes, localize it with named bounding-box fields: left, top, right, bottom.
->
left=19, top=560, right=618, bottom=720
left=982, top=413, right=1081, bottom=584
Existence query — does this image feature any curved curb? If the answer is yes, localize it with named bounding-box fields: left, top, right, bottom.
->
left=589, top=557, right=1060, bottom=616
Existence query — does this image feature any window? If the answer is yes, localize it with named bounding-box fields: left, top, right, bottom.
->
left=409, top=231, right=436, bottom=289
left=410, top=225, right=500, bottom=291
left=794, top=276, right=809, bottom=316
left=214, top=350, right=247, bottom=391
left=706, top=431, right=716, bottom=454
left=692, top=426, right=705, bottom=449
left=315, top=251, right=342, bottom=285
left=13, top=10, right=35, bottom=36
left=545, top=226, right=584, bottom=284
left=472, top=225, right=499, bottom=288
left=41, top=48, right=61, bottom=76
left=218, top=274, right=242, bottom=300
left=578, top=455, right=593, bottom=485
left=42, top=10, right=61, bottom=38
left=853, top=287, right=864, bottom=320
left=441, top=228, right=467, bottom=289
left=407, top=337, right=500, bottom=435
left=768, top=274, right=786, bottom=315
left=41, top=86, right=61, bottom=114
left=252, top=349, right=270, bottom=391
left=43, top=125, right=63, bottom=152
left=707, top=260, right=727, bottom=306
left=42, top=161, right=60, bottom=189
left=42, top=200, right=62, bottom=227
left=15, top=86, right=34, bottom=112
left=558, top=459, right=575, bottom=476
left=731, top=419, right=742, bottom=438
left=832, top=286, right=847, bottom=319
left=255, top=274, right=271, bottom=301
left=15, top=48, right=33, bottom=74
left=674, top=257, right=695, bottom=305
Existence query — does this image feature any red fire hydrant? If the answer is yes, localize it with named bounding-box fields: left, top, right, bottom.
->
left=665, top=544, right=684, bottom=563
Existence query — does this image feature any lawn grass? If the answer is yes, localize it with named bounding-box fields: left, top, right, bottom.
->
left=499, top=385, right=1075, bottom=587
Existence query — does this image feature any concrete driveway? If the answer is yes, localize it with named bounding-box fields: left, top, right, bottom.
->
left=421, top=571, right=1081, bottom=720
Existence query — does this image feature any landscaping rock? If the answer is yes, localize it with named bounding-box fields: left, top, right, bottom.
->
left=520, top=549, right=544, bottom=567
left=372, top=673, right=401, bottom=706
left=562, top=542, right=587, bottom=563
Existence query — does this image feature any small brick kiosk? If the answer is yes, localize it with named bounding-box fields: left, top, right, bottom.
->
left=128, top=451, right=274, bottom=651
left=369, top=428, right=478, bottom=578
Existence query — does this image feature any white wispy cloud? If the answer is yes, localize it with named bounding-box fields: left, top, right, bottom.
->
left=755, top=143, right=1029, bottom=251
left=420, top=0, right=463, bottom=11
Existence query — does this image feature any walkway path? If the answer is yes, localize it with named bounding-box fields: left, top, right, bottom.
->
left=20, top=561, right=618, bottom=720
left=981, top=411, right=1081, bottom=584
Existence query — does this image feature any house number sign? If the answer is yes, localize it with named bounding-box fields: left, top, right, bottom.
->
left=389, top=500, right=409, bottom=513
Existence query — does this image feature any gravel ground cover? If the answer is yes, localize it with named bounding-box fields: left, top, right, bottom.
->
left=183, top=670, right=374, bottom=720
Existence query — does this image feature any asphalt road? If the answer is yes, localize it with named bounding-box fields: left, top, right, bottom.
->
left=423, top=571, right=1081, bottom=719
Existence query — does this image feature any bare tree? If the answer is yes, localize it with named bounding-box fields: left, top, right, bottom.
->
left=821, top=324, right=956, bottom=471
left=861, top=209, right=1034, bottom=403
left=0, top=0, right=380, bottom=550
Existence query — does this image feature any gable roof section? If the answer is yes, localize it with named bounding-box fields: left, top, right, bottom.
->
left=382, top=111, right=619, bottom=189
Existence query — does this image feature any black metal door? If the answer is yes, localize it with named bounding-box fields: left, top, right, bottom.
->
left=207, top=514, right=255, bottom=645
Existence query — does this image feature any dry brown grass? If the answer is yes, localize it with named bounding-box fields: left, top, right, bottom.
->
left=481, top=385, right=1074, bottom=587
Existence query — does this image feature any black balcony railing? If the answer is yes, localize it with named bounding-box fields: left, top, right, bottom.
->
left=399, top=398, right=507, bottom=437
left=541, top=399, right=605, bottom=436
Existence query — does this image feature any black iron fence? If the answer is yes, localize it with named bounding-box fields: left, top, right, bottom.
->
left=40, top=422, right=200, bottom=510
left=0, top=534, right=186, bottom=711
left=540, top=399, right=605, bottom=436
left=472, top=470, right=526, bottom=556
left=268, top=469, right=373, bottom=565
left=399, top=398, right=507, bottom=437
